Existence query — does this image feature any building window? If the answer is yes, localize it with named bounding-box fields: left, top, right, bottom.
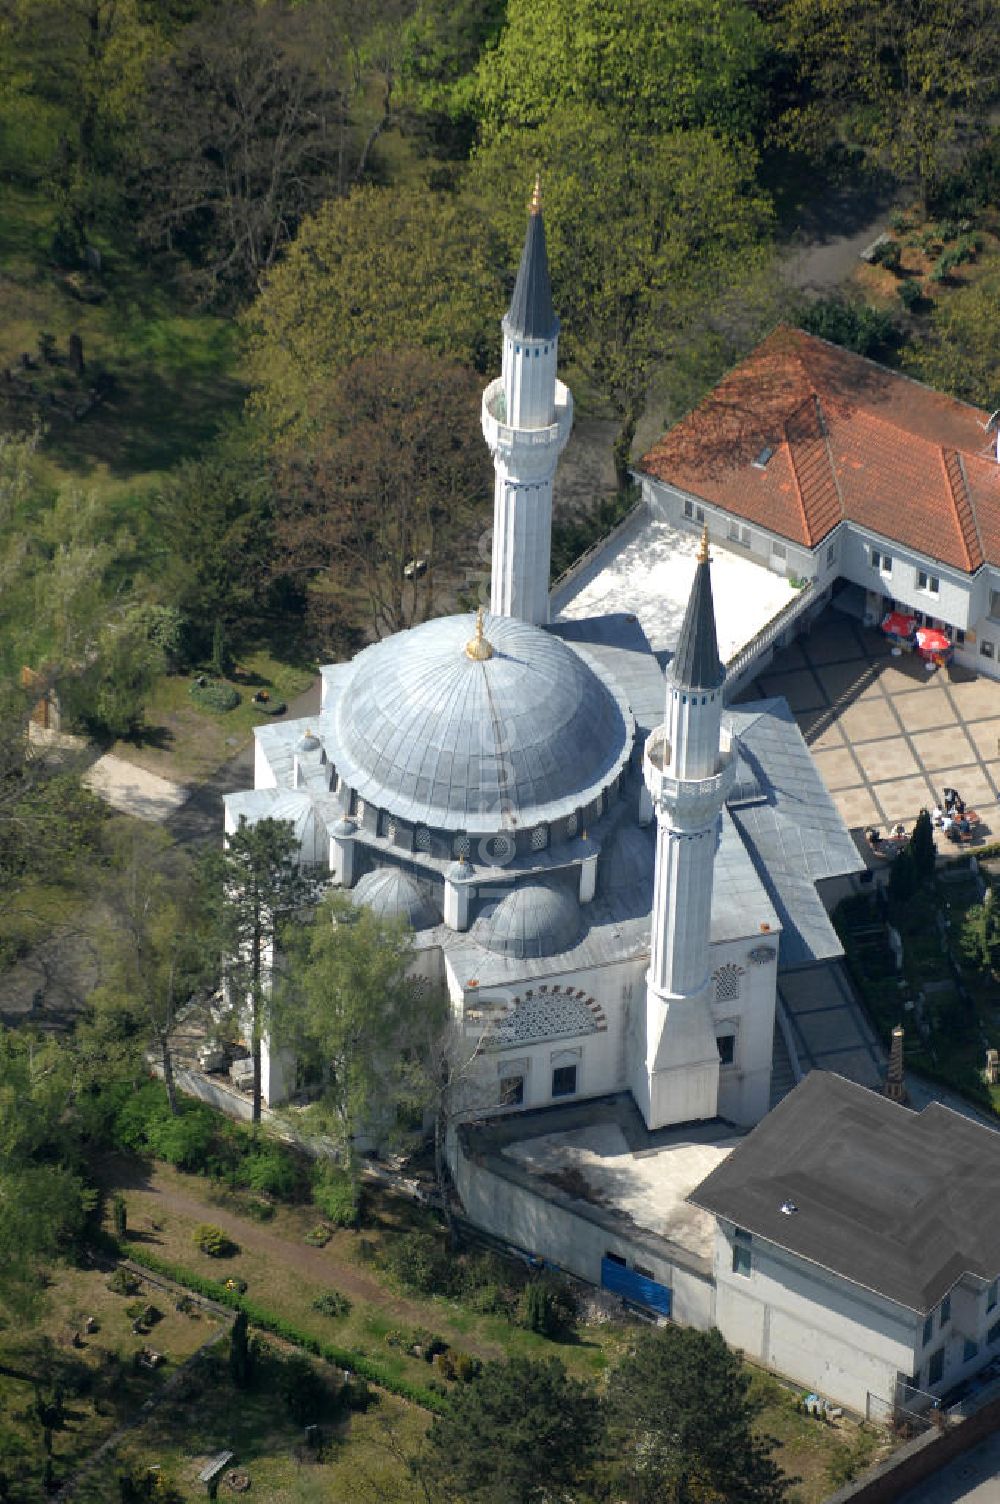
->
left=684, top=500, right=705, bottom=523
left=964, top=1338, right=979, bottom=1363
left=871, top=548, right=893, bottom=575
left=499, top=1075, right=524, bottom=1107
left=982, top=639, right=996, bottom=659
left=827, top=543, right=836, bottom=565
left=957, top=628, right=966, bottom=645
left=717, top=1033, right=736, bottom=1066
left=530, top=825, right=548, bottom=852
left=605, top=1250, right=627, bottom=1267
left=713, top=963, right=744, bottom=1002
left=415, top=826, right=432, bottom=852
left=634, top=1264, right=654, bottom=1279
left=922, top=1314, right=934, bottom=1347
left=917, top=569, right=940, bottom=596
left=987, top=1279, right=998, bottom=1312
left=728, top=520, right=740, bottom=542
left=989, top=590, right=1000, bottom=621
left=772, top=540, right=786, bottom=560
left=928, top=1348, right=945, bottom=1386
left=989, top=1318, right=1000, bottom=1344
left=684, top=499, right=693, bottom=518
left=940, top=1294, right=951, bottom=1327
left=732, top=1228, right=752, bottom=1277
left=551, top=1064, right=577, bottom=1098
left=741, top=526, right=752, bottom=547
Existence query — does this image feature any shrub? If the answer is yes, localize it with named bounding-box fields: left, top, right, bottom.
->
left=243, top=1143, right=300, bottom=1199
left=518, top=1275, right=577, bottom=1340
left=871, top=238, right=902, bottom=272
left=888, top=210, right=907, bottom=233
left=311, top=1164, right=360, bottom=1228
left=189, top=677, right=240, bottom=713
left=305, top=1224, right=331, bottom=1247
left=147, top=1104, right=218, bottom=1173
left=452, top=1351, right=482, bottom=1383
left=898, top=278, right=922, bottom=312
left=798, top=297, right=895, bottom=357
left=193, top=1224, right=238, bottom=1258
left=312, top=1290, right=351, bottom=1319
left=381, top=1230, right=457, bottom=1297
left=107, top=1268, right=141, bottom=1296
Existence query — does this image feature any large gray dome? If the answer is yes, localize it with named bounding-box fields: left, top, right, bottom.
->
left=474, top=881, right=583, bottom=959
left=328, top=612, right=633, bottom=834
left=352, top=867, right=440, bottom=930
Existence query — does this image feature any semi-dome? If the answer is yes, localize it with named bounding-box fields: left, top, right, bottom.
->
left=328, top=612, right=633, bottom=834
left=474, top=881, right=582, bottom=959
left=352, top=867, right=440, bottom=931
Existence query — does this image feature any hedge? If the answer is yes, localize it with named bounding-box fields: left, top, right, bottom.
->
left=115, top=1240, right=446, bottom=1412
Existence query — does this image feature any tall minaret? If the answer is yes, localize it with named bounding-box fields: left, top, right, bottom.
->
left=482, top=179, right=573, bottom=624
left=635, top=529, right=738, bottom=1129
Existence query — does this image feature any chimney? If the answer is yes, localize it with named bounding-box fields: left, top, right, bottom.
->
left=884, top=1025, right=907, bottom=1104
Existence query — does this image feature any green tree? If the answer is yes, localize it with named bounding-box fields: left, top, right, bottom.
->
left=281, top=890, right=440, bottom=1161
left=86, top=825, right=216, bottom=1115
left=777, top=0, right=1000, bottom=202
left=274, top=347, right=491, bottom=641
left=398, top=0, right=506, bottom=157
left=0, top=0, right=159, bottom=252
left=902, top=263, right=1000, bottom=406
left=472, top=111, right=772, bottom=487
left=476, top=0, right=768, bottom=142
left=608, top=1325, right=789, bottom=1504
left=134, top=1, right=357, bottom=305
left=209, top=817, right=320, bottom=1127
left=150, top=433, right=275, bottom=653
left=797, top=296, right=895, bottom=357
left=243, top=186, right=505, bottom=445
left=889, top=847, right=918, bottom=904
left=421, top=1355, right=603, bottom=1504
left=0, top=1028, right=90, bottom=1321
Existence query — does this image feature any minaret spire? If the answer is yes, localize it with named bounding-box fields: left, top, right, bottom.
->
left=633, top=545, right=737, bottom=1129
left=481, top=179, right=572, bottom=625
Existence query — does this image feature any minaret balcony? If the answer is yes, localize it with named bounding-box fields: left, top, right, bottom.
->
left=481, top=377, right=573, bottom=460
left=643, top=724, right=738, bottom=825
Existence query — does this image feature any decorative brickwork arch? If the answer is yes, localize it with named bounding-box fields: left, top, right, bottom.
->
left=482, top=985, right=607, bottom=1049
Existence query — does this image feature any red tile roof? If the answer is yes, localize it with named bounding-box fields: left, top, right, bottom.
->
left=638, top=326, right=1000, bottom=573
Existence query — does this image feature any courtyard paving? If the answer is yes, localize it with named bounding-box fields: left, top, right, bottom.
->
left=738, top=610, right=1000, bottom=842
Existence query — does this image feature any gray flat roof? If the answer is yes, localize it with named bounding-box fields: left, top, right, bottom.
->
left=689, top=1070, right=1000, bottom=1313
left=728, top=699, right=864, bottom=968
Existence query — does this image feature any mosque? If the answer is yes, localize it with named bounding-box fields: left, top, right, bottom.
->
left=219, top=193, right=1000, bottom=1420
left=223, top=186, right=859, bottom=1138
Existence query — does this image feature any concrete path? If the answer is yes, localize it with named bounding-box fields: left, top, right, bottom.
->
left=895, top=1428, right=1000, bottom=1504
left=83, top=753, right=189, bottom=822
left=778, top=177, right=898, bottom=298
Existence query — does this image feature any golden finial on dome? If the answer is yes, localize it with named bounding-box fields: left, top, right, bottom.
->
left=697, top=524, right=711, bottom=563
left=530, top=174, right=542, bottom=215
left=465, top=606, right=494, bottom=661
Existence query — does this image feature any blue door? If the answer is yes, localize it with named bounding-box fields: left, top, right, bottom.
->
left=601, top=1256, right=672, bottom=1316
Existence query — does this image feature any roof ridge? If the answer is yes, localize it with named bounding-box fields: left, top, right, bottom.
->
left=943, top=447, right=984, bottom=571
left=782, top=399, right=813, bottom=542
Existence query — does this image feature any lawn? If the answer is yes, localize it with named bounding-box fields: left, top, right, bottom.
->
left=0, top=182, right=246, bottom=501
left=0, top=1262, right=225, bottom=1501
left=109, top=650, right=317, bottom=785
left=95, top=1153, right=894, bottom=1501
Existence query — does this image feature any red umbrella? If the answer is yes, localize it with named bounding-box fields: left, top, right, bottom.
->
left=915, top=627, right=951, bottom=655
left=882, top=610, right=916, bottom=638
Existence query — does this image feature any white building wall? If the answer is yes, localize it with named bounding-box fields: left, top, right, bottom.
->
left=713, top=1221, right=920, bottom=1413
left=453, top=955, right=646, bottom=1115
left=709, top=938, right=777, bottom=1128
left=452, top=1139, right=716, bottom=1329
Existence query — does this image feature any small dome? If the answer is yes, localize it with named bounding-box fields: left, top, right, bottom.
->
left=601, top=824, right=655, bottom=894
left=331, top=816, right=356, bottom=838
left=297, top=730, right=322, bottom=753
left=474, top=881, right=582, bottom=960
left=352, top=867, right=440, bottom=931
left=447, top=859, right=474, bottom=881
